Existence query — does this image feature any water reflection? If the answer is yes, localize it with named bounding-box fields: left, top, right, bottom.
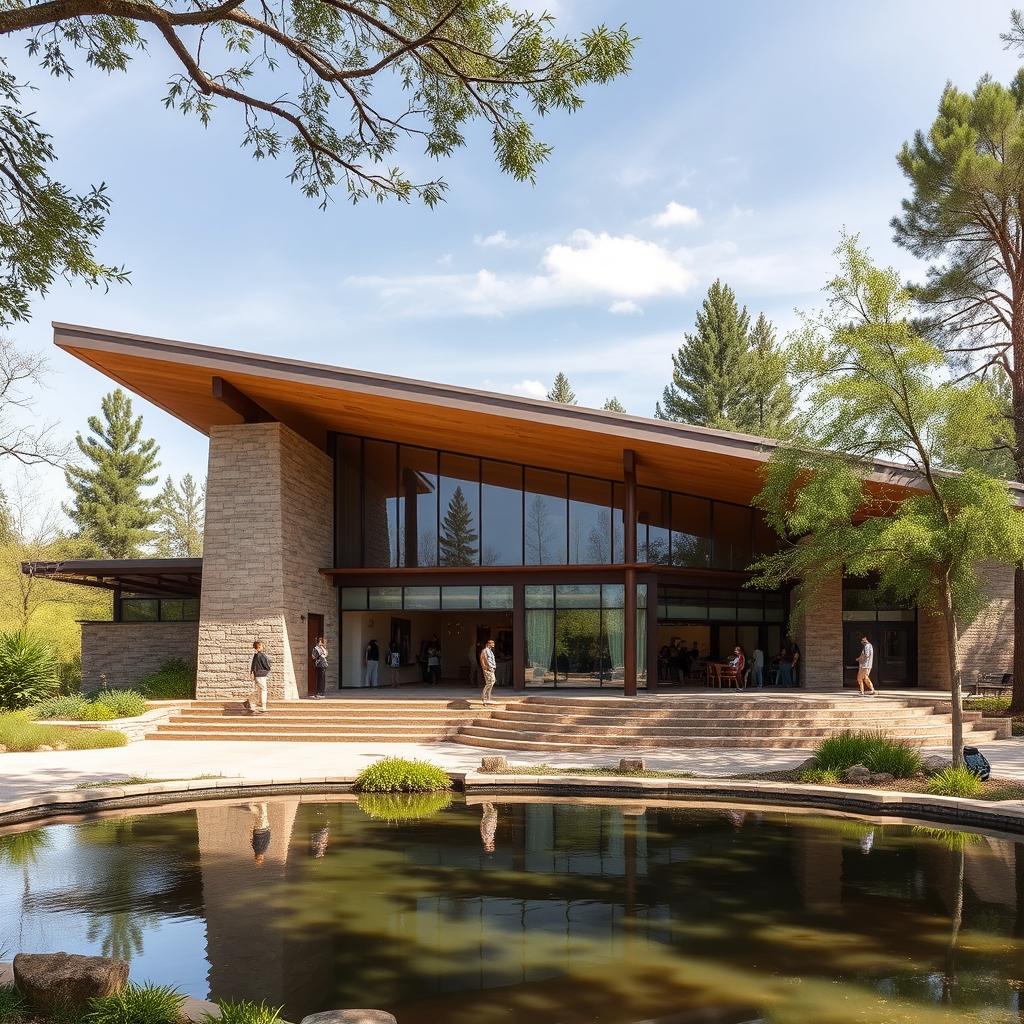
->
left=1, top=797, right=1023, bottom=1023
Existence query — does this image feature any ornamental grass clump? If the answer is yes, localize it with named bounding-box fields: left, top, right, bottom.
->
left=0, top=711, right=128, bottom=752
left=357, top=790, right=454, bottom=823
left=138, top=659, right=196, bottom=700
left=82, top=983, right=186, bottom=1024
left=810, top=731, right=922, bottom=779
left=204, top=1000, right=284, bottom=1024
left=354, top=757, right=451, bottom=793
left=926, top=764, right=985, bottom=798
left=798, top=766, right=841, bottom=785
left=0, top=984, right=28, bottom=1023
left=94, top=689, right=148, bottom=718
left=0, top=630, right=59, bottom=711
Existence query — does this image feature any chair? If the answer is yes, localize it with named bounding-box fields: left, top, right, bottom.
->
left=719, top=666, right=741, bottom=689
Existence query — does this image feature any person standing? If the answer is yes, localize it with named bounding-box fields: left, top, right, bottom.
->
left=856, top=634, right=877, bottom=695
left=387, top=640, right=402, bottom=687
left=776, top=645, right=794, bottom=687
left=791, top=641, right=802, bottom=686
left=479, top=638, right=497, bottom=705
left=245, top=640, right=271, bottom=714
left=364, top=638, right=380, bottom=687
left=312, top=635, right=328, bottom=699
left=426, top=637, right=442, bottom=686
left=752, top=645, right=765, bottom=688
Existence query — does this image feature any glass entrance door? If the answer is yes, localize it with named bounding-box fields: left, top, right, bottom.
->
left=843, top=624, right=915, bottom=688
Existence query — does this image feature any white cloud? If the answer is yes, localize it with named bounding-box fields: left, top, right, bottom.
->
left=507, top=379, right=548, bottom=399
left=475, top=230, right=516, bottom=248
left=437, top=252, right=453, bottom=266
left=609, top=300, right=642, bottom=315
left=648, top=201, right=702, bottom=228
left=346, top=229, right=696, bottom=316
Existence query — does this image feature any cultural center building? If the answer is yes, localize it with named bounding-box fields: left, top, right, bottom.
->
left=30, top=322, right=1016, bottom=699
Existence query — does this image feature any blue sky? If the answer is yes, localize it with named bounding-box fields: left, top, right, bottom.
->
left=5, top=0, right=1022, bottom=513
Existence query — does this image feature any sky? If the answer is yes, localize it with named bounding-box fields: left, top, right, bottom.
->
left=4, top=0, right=1023, bottom=519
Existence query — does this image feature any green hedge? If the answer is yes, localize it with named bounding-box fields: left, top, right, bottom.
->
left=354, top=757, right=452, bottom=793
left=138, top=659, right=196, bottom=700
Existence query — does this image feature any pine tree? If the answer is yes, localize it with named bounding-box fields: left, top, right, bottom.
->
left=64, top=389, right=160, bottom=558
left=656, top=280, right=751, bottom=428
left=547, top=372, right=578, bottom=405
left=602, top=396, right=626, bottom=413
left=746, top=313, right=794, bottom=437
left=439, top=486, right=479, bottom=566
left=155, top=474, right=205, bottom=557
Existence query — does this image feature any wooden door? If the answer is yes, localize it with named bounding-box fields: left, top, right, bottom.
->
left=307, top=613, right=324, bottom=696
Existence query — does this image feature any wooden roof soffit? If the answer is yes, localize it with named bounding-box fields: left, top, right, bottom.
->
left=211, top=376, right=276, bottom=424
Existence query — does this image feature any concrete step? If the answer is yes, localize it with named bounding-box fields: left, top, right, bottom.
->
left=515, top=696, right=915, bottom=710
left=171, top=713, right=479, bottom=725
left=153, top=721, right=460, bottom=735
left=487, top=708, right=947, bottom=726
left=149, top=730, right=460, bottom=742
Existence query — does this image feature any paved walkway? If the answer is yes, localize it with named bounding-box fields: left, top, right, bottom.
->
left=2, top=733, right=1021, bottom=803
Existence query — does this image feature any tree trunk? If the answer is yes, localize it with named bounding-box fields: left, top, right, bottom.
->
left=942, top=577, right=965, bottom=767
left=1013, top=564, right=1024, bottom=714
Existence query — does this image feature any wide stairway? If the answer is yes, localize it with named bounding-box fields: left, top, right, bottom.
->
left=451, top=694, right=1001, bottom=751
left=148, top=698, right=496, bottom=742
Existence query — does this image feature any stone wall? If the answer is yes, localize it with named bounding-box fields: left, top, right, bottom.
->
left=80, top=621, right=198, bottom=691
left=916, top=560, right=1014, bottom=691
left=196, top=422, right=337, bottom=701
left=793, top=572, right=844, bottom=689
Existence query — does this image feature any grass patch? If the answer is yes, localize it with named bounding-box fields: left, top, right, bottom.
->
left=0, top=711, right=128, bottom=752
left=357, top=790, right=454, bottom=822
left=736, top=768, right=1024, bottom=801
left=203, top=1001, right=283, bottom=1024
left=810, top=731, right=922, bottom=778
left=927, top=764, right=985, bottom=798
left=354, top=757, right=451, bottom=793
left=82, top=984, right=186, bottom=1024
left=73, top=774, right=223, bottom=790
left=138, top=659, right=195, bottom=700
left=483, top=763, right=696, bottom=779
left=0, top=984, right=29, bottom=1023
left=963, top=695, right=1024, bottom=735
left=798, top=766, right=841, bottom=785
left=94, top=689, right=148, bottom=718
left=28, top=691, right=147, bottom=722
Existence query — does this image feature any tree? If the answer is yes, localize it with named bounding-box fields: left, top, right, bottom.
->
left=547, top=373, right=577, bottom=404
left=439, top=485, right=479, bottom=566
left=155, top=474, right=205, bottom=557
left=0, top=338, right=66, bottom=465
left=746, top=313, right=794, bottom=437
left=0, top=5, right=634, bottom=326
left=751, top=239, right=1024, bottom=765
left=891, top=36, right=1024, bottom=711
left=602, top=396, right=626, bottom=413
left=656, top=280, right=752, bottom=429
left=64, top=389, right=160, bottom=558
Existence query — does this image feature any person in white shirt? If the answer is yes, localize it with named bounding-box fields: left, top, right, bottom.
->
left=752, top=646, right=765, bottom=688
left=856, top=634, right=877, bottom=695
left=479, top=638, right=497, bottom=704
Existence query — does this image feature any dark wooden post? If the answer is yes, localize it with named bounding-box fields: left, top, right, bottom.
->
left=513, top=581, right=526, bottom=691
left=623, top=450, right=638, bottom=697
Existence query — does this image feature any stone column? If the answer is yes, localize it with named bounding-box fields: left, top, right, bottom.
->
left=197, top=422, right=338, bottom=701
left=792, top=571, right=844, bottom=689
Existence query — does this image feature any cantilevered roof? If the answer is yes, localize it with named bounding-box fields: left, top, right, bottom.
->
left=22, top=558, right=203, bottom=596
left=53, top=321, right=949, bottom=507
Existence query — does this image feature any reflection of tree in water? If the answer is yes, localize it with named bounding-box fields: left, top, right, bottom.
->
left=0, top=828, right=50, bottom=896
left=86, top=910, right=151, bottom=961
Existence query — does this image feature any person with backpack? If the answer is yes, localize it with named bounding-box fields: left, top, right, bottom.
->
left=364, top=638, right=380, bottom=687
left=245, top=640, right=271, bottom=714
left=311, top=635, right=328, bottom=698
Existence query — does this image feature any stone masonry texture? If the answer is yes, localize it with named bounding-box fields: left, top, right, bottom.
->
left=81, top=621, right=198, bottom=691
left=196, top=423, right=337, bottom=701
left=793, top=571, right=844, bottom=689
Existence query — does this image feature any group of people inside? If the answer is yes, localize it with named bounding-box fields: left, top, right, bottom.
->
left=658, top=638, right=803, bottom=688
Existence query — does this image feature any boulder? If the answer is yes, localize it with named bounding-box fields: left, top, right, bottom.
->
left=13, top=952, right=129, bottom=1015
left=923, top=754, right=952, bottom=775
left=301, top=1012, right=398, bottom=1024
left=842, top=764, right=871, bottom=784
left=795, top=757, right=817, bottom=771
left=619, top=758, right=645, bottom=773
left=479, top=756, right=508, bottom=773
left=867, top=772, right=894, bottom=785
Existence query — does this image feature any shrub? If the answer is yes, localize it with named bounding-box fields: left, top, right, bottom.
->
left=80, top=703, right=118, bottom=721
left=205, top=1000, right=284, bottom=1024
left=354, top=757, right=452, bottom=793
left=82, top=983, right=186, bottom=1024
left=138, top=659, right=196, bottom=700
left=0, top=984, right=28, bottom=1023
left=811, top=731, right=922, bottom=778
left=94, top=689, right=148, bottom=718
left=0, top=712, right=128, bottom=752
left=927, top=764, right=985, bottom=798
left=964, top=695, right=1010, bottom=715
left=798, top=766, right=840, bottom=785
left=57, top=654, right=83, bottom=694
left=0, top=630, right=59, bottom=711
left=358, top=790, right=454, bottom=822
left=28, top=693, right=91, bottom=720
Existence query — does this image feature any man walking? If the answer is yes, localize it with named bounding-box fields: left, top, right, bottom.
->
left=856, top=633, right=877, bottom=696
left=312, top=635, right=328, bottom=699
left=245, top=640, right=271, bottom=714
left=479, top=637, right=497, bottom=705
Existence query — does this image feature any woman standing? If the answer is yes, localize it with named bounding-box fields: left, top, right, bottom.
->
left=312, top=635, right=328, bottom=698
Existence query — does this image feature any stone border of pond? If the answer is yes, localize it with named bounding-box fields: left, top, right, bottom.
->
left=3, top=770, right=1024, bottom=836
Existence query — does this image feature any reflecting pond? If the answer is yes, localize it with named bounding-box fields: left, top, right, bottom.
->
left=2, top=796, right=1024, bottom=1023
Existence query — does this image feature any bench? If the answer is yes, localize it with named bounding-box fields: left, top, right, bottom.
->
left=973, top=672, right=1013, bottom=696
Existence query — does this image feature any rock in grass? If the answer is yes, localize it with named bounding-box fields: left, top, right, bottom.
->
left=480, top=756, right=508, bottom=773
left=301, top=1012, right=398, bottom=1024
left=619, top=758, right=645, bottom=773
left=841, top=764, right=871, bottom=784
left=14, top=952, right=128, bottom=1015
left=868, top=772, right=895, bottom=784
left=923, top=754, right=952, bottom=775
